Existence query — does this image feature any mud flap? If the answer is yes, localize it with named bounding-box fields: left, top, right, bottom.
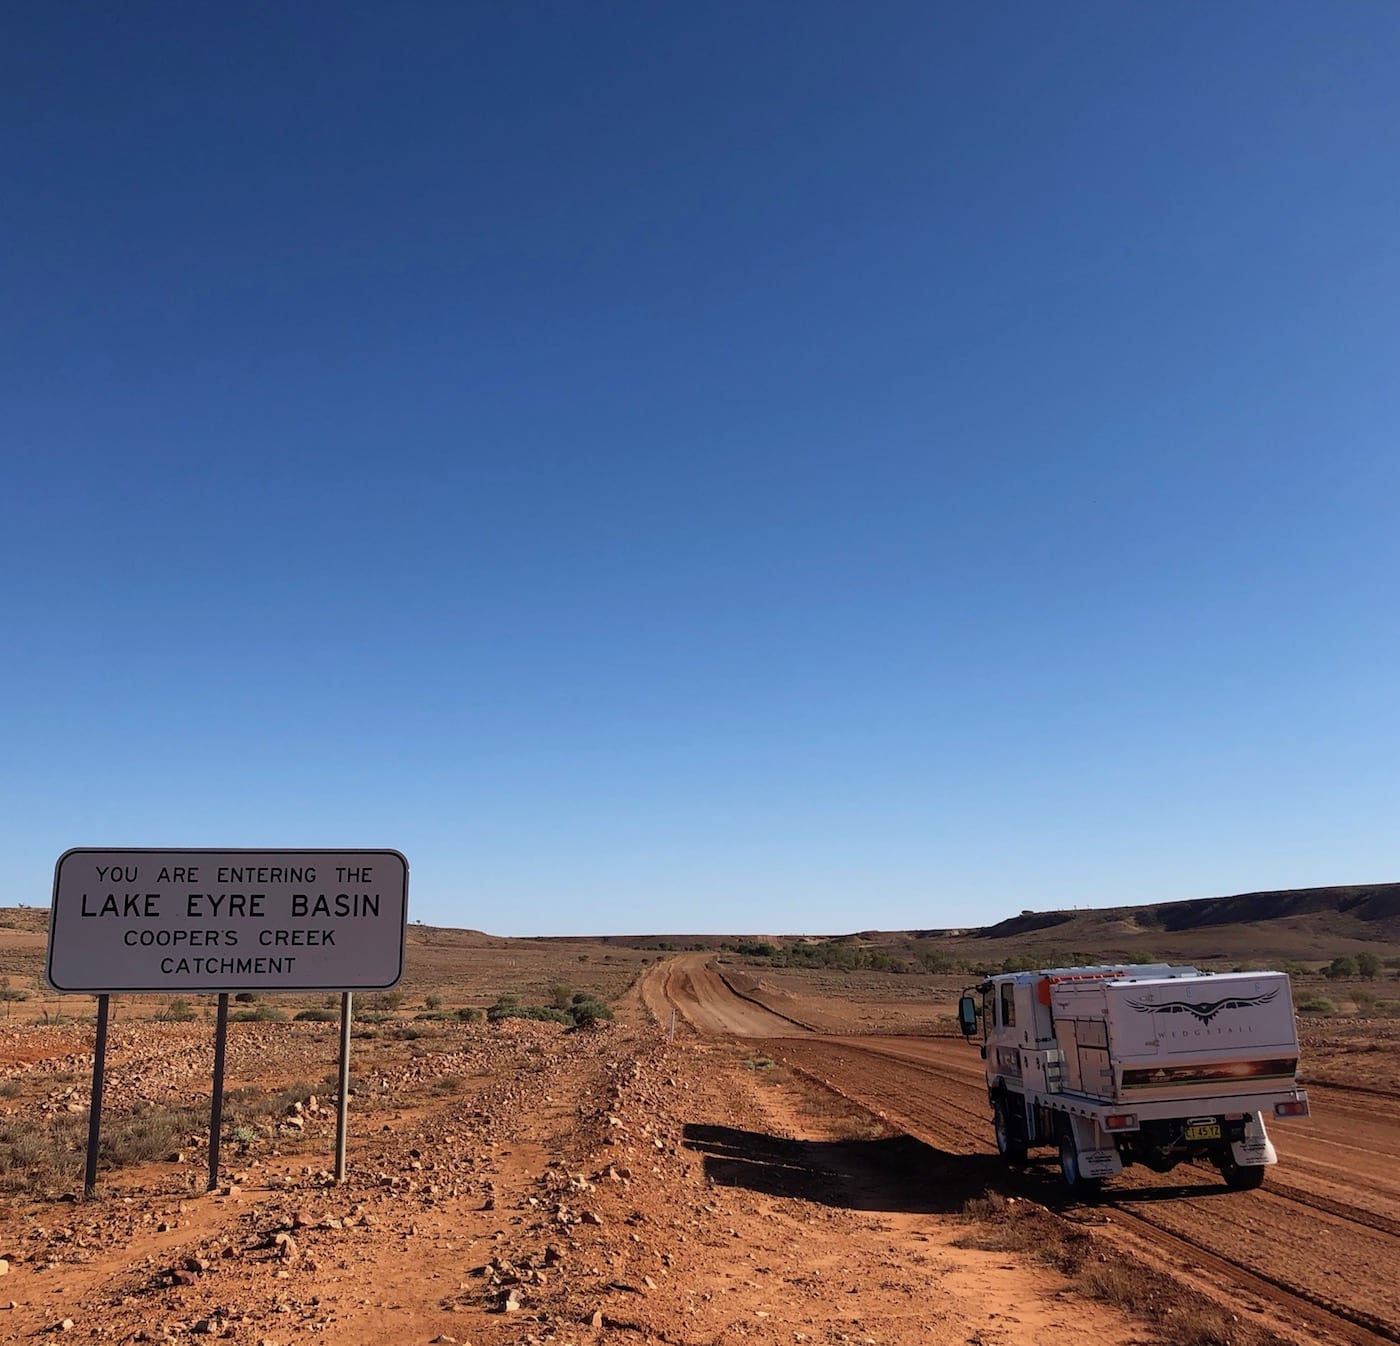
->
left=1066, top=1115, right=1123, bottom=1179
left=1230, top=1114, right=1277, bottom=1168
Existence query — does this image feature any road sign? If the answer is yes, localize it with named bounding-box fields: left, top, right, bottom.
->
left=48, top=849, right=408, bottom=993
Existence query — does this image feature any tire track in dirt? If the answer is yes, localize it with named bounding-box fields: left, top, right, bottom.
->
left=1088, top=1199, right=1400, bottom=1346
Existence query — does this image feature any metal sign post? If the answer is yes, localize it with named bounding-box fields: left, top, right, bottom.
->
left=335, top=991, right=352, bottom=1182
left=207, top=993, right=230, bottom=1192
left=83, top=995, right=110, bottom=1199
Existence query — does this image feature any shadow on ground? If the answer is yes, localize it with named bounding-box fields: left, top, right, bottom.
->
left=681, top=1123, right=1003, bottom=1213
left=1002, top=1155, right=1238, bottom=1210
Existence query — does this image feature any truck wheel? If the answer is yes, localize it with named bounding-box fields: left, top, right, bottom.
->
left=992, top=1095, right=1027, bottom=1164
left=1216, top=1149, right=1267, bottom=1191
left=1058, top=1130, right=1102, bottom=1199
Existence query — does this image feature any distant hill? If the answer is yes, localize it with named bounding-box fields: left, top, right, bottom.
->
left=4, top=881, right=1399, bottom=976
left=919, top=882, right=1400, bottom=966
left=1133, top=883, right=1400, bottom=933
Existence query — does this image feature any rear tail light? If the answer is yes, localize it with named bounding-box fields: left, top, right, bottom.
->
left=1274, top=1098, right=1309, bottom=1118
left=1103, top=1113, right=1138, bottom=1131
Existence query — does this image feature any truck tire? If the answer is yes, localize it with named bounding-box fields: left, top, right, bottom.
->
left=1058, top=1129, right=1102, bottom=1199
left=1216, top=1149, right=1267, bottom=1191
left=992, top=1094, right=1027, bottom=1164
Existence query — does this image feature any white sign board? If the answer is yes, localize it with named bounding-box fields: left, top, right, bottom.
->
left=48, top=849, right=408, bottom=993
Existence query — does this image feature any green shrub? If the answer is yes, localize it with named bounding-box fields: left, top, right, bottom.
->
left=1325, top=956, right=1358, bottom=979
left=455, top=1007, right=486, bottom=1024
left=1295, top=993, right=1336, bottom=1015
left=724, top=941, right=778, bottom=958
left=294, top=1008, right=338, bottom=1023
left=1357, top=952, right=1383, bottom=980
left=488, top=1004, right=572, bottom=1025
left=158, top=998, right=197, bottom=1022
left=424, top=993, right=444, bottom=1010
left=230, top=1003, right=287, bottom=1023
left=568, top=997, right=613, bottom=1026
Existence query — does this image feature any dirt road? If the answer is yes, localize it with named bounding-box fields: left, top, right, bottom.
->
left=3, top=955, right=1394, bottom=1346
left=654, top=954, right=1400, bottom=1346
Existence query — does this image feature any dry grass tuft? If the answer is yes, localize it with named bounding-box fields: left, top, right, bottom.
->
left=0, top=1103, right=201, bottom=1195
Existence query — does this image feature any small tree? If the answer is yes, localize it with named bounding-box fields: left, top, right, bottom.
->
left=1325, top=955, right=1359, bottom=979
left=1357, top=952, right=1383, bottom=981
left=569, top=996, right=614, bottom=1027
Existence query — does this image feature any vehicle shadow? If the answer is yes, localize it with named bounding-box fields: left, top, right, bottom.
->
left=681, top=1123, right=1003, bottom=1213
left=1006, top=1157, right=1234, bottom=1208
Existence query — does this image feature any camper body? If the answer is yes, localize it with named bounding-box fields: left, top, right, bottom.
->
left=958, top=964, right=1309, bottom=1195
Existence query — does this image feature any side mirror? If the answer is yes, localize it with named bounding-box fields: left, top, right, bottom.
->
left=957, top=995, right=979, bottom=1038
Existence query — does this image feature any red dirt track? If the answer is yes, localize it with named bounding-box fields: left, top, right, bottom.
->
left=653, top=954, right=1400, bottom=1346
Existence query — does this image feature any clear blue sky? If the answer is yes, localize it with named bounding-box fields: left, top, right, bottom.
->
left=4, top=4, right=1398, bottom=935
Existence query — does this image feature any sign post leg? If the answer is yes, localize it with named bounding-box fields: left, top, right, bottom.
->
left=84, top=994, right=110, bottom=1199
left=335, top=992, right=352, bottom=1182
left=207, top=993, right=229, bottom=1193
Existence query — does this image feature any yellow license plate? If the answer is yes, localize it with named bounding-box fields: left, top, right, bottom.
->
left=1185, top=1122, right=1221, bottom=1141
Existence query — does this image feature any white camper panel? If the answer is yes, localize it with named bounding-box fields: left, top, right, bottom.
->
left=1101, top=972, right=1298, bottom=1061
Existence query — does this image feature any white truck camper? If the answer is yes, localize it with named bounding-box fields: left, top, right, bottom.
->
left=957, top=964, right=1310, bottom=1196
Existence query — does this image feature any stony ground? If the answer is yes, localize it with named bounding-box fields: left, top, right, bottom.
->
left=0, top=989, right=1176, bottom=1346
left=2, top=935, right=1395, bottom=1346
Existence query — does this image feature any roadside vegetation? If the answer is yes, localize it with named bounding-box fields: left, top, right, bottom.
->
left=487, top=984, right=614, bottom=1028
left=0, top=1070, right=340, bottom=1198
left=712, top=940, right=1400, bottom=1018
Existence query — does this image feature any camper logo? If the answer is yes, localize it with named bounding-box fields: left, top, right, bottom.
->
left=1126, top=987, right=1279, bottom=1025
